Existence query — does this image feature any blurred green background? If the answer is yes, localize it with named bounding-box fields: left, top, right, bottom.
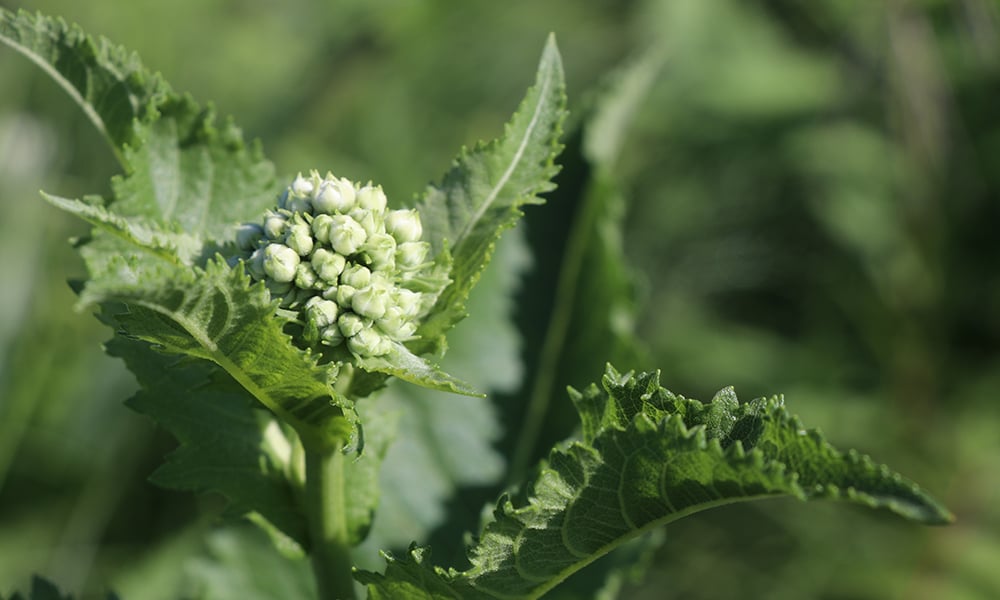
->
left=1, top=0, right=998, bottom=598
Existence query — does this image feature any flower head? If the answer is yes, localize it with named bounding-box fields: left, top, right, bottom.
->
left=234, top=170, right=433, bottom=361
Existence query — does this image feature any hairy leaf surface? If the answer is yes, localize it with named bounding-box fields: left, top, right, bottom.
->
left=94, top=258, right=354, bottom=450
left=358, top=366, right=953, bottom=599
left=413, top=34, right=567, bottom=355
left=107, top=335, right=310, bottom=547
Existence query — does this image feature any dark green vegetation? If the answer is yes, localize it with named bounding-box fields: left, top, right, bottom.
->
left=0, top=1, right=996, bottom=599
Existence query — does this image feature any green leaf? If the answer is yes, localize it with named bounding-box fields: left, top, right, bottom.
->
left=359, top=366, right=953, bottom=599
left=0, top=8, right=169, bottom=166
left=356, top=343, right=482, bottom=398
left=93, top=258, right=354, bottom=451
left=506, top=47, right=661, bottom=482
left=412, top=33, right=567, bottom=355
left=0, top=8, right=278, bottom=245
left=107, top=335, right=310, bottom=548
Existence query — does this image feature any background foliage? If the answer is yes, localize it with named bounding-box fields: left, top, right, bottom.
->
left=0, top=0, right=996, bottom=598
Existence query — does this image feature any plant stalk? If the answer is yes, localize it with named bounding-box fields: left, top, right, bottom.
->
left=305, top=443, right=357, bottom=600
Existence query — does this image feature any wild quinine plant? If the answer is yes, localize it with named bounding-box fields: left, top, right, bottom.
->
left=1, top=9, right=953, bottom=600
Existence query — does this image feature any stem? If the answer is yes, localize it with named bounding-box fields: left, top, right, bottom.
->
left=305, top=443, right=357, bottom=600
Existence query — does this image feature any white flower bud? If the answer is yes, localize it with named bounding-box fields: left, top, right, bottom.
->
left=336, top=285, right=358, bottom=307
left=364, top=233, right=397, bottom=270
left=393, top=288, right=422, bottom=318
left=396, top=241, right=429, bottom=269
left=340, top=264, right=371, bottom=289
left=263, top=212, right=288, bottom=240
left=348, top=326, right=392, bottom=357
left=352, top=285, right=390, bottom=320
left=329, top=215, right=367, bottom=255
left=235, top=223, right=264, bottom=250
left=356, top=185, right=387, bottom=213
left=291, top=173, right=314, bottom=197
left=377, top=306, right=417, bottom=340
left=247, top=247, right=267, bottom=280
left=311, top=214, right=335, bottom=244
left=322, top=285, right=338, bottom=300
left=263, top=244, right=300, bottom=283
left=295, top=262, right=319, bottom=289
left=285, top=222, right=314, bottom=256
left=385, top=209, right=422, bottom=243
left=349, top=208, right=382, bottom=237
left=313, top=178, right=356, bottom=214
left=305, top=297, right=340, bottom=329
left=311, top=248, right=347, bottom=282
left=338, top=312, right=365, bottom=338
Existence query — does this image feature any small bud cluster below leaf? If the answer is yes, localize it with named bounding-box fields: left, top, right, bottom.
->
left=233, top=171, right=432, bottom=359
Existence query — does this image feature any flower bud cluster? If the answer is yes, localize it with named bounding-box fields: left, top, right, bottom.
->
left=235, top=171, right=431, bottom=358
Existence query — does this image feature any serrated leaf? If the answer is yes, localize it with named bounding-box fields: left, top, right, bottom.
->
left=93, top=258, right=354, bottom=451
left=0, top=8, right=170, bottom=165
left=359, top=366, right=952, bottom=599
left=506, top=48, right=660, bottom=482
left=1, top=8, right=278, bottom=246
left=412, top=34, right=567, bottom=355
left=107, top=335, right=310, bottom=548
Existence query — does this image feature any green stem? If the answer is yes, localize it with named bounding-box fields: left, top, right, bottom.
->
left=305, top=443, right=357, bottom=600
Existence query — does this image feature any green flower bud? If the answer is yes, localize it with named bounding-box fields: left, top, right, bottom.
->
left=263, top=212, right=288, bottom=240
left=305, top=297, right=340, bottom=329
left=311, top=248, right=347, bottom=282
left=321, top=285, right=338, bottom=300
left=311, top=214, right=335, bottom=244
left=338, top=312, right=365, bottom=338
left=396, top=241, right=430, bottom=269
left=347, top=326, right=392, bottom=357
left=285, top=221, right=314, bottom=256
left=320, top=325, right=344, bottom=346
left=364, top=233, right=397, bottom=270
left=295, top=262, right=319, bottom=289
left=329, top=215, right=367, bottom=255
left=236, top=223, right=264, bottom=250
left=313, top=177, right=356, bottom=214
left=263, top=244, right=300, bottom=283
left=352, top=285, right=390, bottom=320
left=340, top=264, right=371, bottom=289
left=384, top=209, right=422, bottom=243
left=336, top=284, right=358, bottom=308
left=356, top=185, right=387, bottom=213
left=247, top=247, right=267, bottom=280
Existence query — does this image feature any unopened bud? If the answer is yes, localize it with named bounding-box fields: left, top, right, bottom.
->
left=364, top=233, right=397, bottom=270
left=385, top=209, right=422, bottom=243
left=285, top=221, right=314, bottom=256
left=329, top=215, right=367, bottom=255
left=263, top=212, right=288, bottom=240
left=312, top=248, right=347, bottom=282
left=338, top=312, right=365, bottom=338
left=340, top=264, right=372, bottom=289
left=348, top=326, right=392, bottom=357
left=396, top=241, right=429, bottom=269
left=295, top=262, right=319, bottom=289
left=356, top=185, right=387, bottom=212
left=263, top=244, right=300, bottom=283
left=305, top=297, right=340, bottom=329
left=313, top=178, right=356, bottom=214
left=352, top=285, right=390, bottom=320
